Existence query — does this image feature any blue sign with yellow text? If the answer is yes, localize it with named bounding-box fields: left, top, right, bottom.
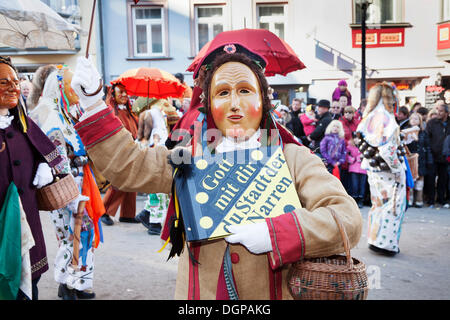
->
left=175, top=146, right=301, bottom=242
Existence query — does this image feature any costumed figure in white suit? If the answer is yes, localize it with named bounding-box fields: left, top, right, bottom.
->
left=355, top=82, right=407, bottom=256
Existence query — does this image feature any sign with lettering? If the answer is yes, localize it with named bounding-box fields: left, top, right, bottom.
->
left=352, top=28, right=405, bottom=48
left=174, top=146, right=301, bottom=242
left=425, top=85, right=445, bottom=108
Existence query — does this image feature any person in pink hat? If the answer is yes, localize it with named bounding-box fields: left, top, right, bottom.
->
left=332, top=79, right=352, bottom=107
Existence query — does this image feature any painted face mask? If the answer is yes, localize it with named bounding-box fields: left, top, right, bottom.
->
left=0, top=63, right=20, bottom=109
left=209, top=61, right=263, bottom=141
left=114, top=84, right=129, bottom=105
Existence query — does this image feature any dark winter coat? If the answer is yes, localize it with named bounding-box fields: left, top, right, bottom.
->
left=309, top=111, right=333, bottom=147
left=425, top=116, right=450, bottom=163
left=286, top=109, right=306, bottom=144
left=406, top=130, right=433, bottom=177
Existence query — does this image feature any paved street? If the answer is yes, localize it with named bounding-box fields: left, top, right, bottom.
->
left=38, top=195, right=450, bottom=300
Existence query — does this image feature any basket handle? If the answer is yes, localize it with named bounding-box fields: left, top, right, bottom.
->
left=326, top=207, right=353, bottom=269
left=404, top=144, right=411, bottom=156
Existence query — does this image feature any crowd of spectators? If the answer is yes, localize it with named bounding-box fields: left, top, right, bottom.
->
left=275, top=80, right=450, bottom=209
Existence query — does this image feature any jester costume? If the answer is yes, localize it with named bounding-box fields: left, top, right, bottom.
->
left=28, top=65, right=104, bottom=293
left=356, top=90, right=407, bottom=255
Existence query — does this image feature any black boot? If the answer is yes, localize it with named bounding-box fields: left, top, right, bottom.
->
left=75, top=289, right=96, bottom=299
left=119, top=217, right=140, bottom=223
left=135, top=210, right=151, bottom=229
left=101, top=214, right=114, bottom=226
left=368, top=244, right=398, bottom=256
left=148, top=223, right=162, bottom=235
left=57, top=283, right=77, bottom=300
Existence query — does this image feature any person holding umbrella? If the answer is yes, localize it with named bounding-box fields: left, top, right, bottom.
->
left=69, top=36, right=361, bottom=299
left=100, top=83, right=140, bottom=226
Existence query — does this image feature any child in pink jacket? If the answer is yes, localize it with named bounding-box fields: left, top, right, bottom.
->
left=346, top=138, right=367, bottom=208
left=300, top=105, right=316, bottom=136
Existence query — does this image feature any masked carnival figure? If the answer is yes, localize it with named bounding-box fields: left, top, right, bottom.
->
left=99, top=83, right=139, bottom=226
left=69, top=46, right=362, bottom=300
left=28, top=64, right=104, bottom=299
left=0, top=56, right=63, bottom=300
left=355, top=82, right=407, bottom=256
left=135, top=98, right=170, bottom=235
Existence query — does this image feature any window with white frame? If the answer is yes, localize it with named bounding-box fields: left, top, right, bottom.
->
left=256, top=4, right=287, bottom=39
left=443, top=0, right=450, bottom=21
left=194, top=5, right=226, bottom=52
left=132, top=6, right=165, bottom=56
left=354, top=0, right=403, bottom=24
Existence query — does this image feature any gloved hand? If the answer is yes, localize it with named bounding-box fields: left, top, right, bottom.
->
left=168, top=146, right=192, bottom=169
left=71, top=56, right=104, bottom=110
left=67, top=194, right=90, bottom=213
left=225, top=222, right=273, bottom=254
left=33, top=163, right=54, bottom=188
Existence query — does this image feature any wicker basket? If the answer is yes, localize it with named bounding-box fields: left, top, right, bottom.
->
left=36, top=174, right=80, bottom=211
left=287, top=208, right=369, bottom=300
left=405, top=146, right=419, bottom=181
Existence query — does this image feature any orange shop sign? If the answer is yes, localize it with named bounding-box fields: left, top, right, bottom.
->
left=352, top=28, right=405, bottom=48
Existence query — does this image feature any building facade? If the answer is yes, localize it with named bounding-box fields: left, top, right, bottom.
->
left=0, top=0, right=100, bottom=80
left=3, top=0, right=450, bottom=110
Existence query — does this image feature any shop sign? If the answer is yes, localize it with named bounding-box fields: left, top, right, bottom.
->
left=352, top=28, right=405, bottom=48
left=438, top=22, right=450, bottom=50
left=425, top=85, right=445, bottom=108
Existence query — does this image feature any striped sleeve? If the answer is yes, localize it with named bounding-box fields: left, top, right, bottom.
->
left=266, top=211, right=305, bottom=270
left=74, top=107, right=123, bottom=150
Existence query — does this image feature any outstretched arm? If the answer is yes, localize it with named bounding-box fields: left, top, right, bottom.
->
left=71, top=57, right=174, bottom=194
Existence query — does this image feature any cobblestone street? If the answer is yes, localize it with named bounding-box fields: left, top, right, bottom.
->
left=37, top=195, right=450, bottom=300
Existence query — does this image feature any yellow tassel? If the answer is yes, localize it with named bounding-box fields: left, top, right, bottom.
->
left=157, top=236, right=171, bottom=253
left=19, top=107, right=27, bottom=133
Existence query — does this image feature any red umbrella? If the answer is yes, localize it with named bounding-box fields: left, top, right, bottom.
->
left=187, top=28, right=306, bottom=77
left=111, top=67, right=186, bottom=99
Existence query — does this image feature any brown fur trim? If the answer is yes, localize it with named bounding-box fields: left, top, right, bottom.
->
left=28, top=64, right=57, bottom=110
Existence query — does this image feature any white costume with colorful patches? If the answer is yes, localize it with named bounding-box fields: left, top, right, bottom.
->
left=358, top=102, right=407, bottom=253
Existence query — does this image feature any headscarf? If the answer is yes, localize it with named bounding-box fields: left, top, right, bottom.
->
left=29, top=65, right=86, bottom=157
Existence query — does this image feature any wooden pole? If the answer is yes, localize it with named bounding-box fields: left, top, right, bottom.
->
left=85, top=0, right=97, bottom=58
left=81, top=0, right=104, bottom=97
left=72, top=201, right=87, bottom=269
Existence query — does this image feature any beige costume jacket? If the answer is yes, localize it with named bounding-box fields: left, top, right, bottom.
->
left=74, top=107, right=362, bottom=300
